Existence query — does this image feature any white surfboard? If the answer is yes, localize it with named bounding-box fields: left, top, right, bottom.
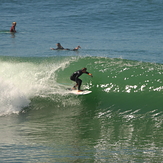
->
left=68, top=89, right=92, bottom=95
left=0, top=31, right=11, bottom=34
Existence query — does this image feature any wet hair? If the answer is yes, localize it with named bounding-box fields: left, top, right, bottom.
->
left=56, top=43, right=60, bottom=46
left=82, top=67, right=87, bottom=71
left=12, top=22, right=16, bottom=25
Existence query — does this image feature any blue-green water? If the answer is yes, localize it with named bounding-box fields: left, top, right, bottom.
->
left=0, top=0, right=163, bottom=162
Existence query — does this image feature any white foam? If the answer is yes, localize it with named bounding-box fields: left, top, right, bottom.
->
left=0, top=78, right=30, bottom=116
left=0, top=58, right=74, bottom=115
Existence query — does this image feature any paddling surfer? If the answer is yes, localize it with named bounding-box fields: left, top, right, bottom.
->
left=70, top=68, right=93, bottom=92
left=50, top=43, right=81, bottom=51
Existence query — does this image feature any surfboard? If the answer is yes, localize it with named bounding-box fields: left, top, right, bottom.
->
left=0, top=31, right=11, bottom=34
left=67, top=89, right=92, bottom=95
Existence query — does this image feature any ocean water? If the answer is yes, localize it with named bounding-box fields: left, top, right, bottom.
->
left=0, top=0, right=163, bottom=162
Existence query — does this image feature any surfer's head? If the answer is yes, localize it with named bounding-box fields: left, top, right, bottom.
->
left=56, top=43, right=62, bottom=47
left=12, top=22, right=17, bottom=26
left=57, top=43, right=60, bottom=46
left=82, top=67, right=87, bottom=72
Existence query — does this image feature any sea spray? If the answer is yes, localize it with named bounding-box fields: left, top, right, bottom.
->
left=0, top=78, right=30, bottom=116
left=0, top=56, right=79, bottom=114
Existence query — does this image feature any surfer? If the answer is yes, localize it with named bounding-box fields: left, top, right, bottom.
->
left=70, top=68, right=93, bottom=92
left=72, top=45, right=81, bottom=51
left=10, top=22, right=16, bottom=32
left=50, top=43, right=69, bottom=50
left=50, top=43, right=81, bottom=51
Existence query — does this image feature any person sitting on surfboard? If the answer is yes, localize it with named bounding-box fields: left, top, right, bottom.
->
left=10, top=22, right=16, bottom=32
left=50, top=43, right=81, bottom=51
left=70, top=67, right=93, bottom=92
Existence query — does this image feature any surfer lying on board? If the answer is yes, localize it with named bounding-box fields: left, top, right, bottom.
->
left=50, top=43, right=81, bottom=51
left=72, top=45, right=81, bottom=51
left=10, top=22, right=17, bottom=32
left=70, top=67, right=93, bottom=92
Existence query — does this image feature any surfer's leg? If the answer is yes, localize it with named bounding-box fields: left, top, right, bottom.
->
left=70, top=76, right=77, bottom=89
left=77, top=79, right=82, bottom=90
left=73, top=83, right=78, bottom=89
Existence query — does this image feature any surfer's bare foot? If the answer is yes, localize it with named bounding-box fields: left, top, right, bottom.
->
left=72, top=87, right=76, bottom=90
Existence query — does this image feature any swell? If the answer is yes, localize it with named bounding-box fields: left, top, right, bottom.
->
left=57, top=56, right=163, bottom=112
left=58, top=56, right=163, bottom=93
left=0, top=56, right=163, bottom=115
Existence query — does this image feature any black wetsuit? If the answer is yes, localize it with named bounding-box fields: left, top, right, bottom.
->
left=70, top=70, right=89, bottom=90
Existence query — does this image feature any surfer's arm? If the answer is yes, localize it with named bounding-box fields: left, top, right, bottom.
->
left=50, top=48, right=56, bottom=50
left=86, top=72, right=93, bottom=77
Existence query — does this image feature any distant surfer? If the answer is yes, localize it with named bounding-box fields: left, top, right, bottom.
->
left=72, top=45, right=81, bottom=51
left=51, top=43, right=65, bottom=50
left=70, top=68, right=93, bottom=92
left=10, top=22, right=16, bottom=32
left=50, top=43, right=81, bottom=51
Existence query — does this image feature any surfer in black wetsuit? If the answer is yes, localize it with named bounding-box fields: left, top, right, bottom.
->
left=50, top=43, right=66, bottom=50
left=50, top=43, right=81, bottom=51
left=55, top=43, right=65, bottom=50
left=70, top=68, right=93, bottom=92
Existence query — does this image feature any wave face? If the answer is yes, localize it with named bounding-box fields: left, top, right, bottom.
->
left=0, top=56, right=163, bottom=115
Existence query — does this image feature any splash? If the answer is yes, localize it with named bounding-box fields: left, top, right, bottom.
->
left=0, top=56, right=77, bottom=115
left=0, top=78, right=30, bottom=116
